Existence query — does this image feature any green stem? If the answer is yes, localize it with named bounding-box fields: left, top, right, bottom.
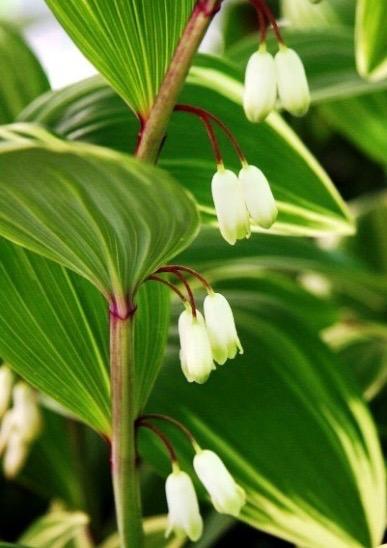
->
left=110, top=313, right=143, bottom=548
left=136, top=0, right=221, bottom=163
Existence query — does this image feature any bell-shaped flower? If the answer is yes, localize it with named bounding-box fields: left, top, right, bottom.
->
left=211, top=169, right=250, bottom=245
left=203, top=292, right=243, bottom=365
left=239, top=164, right=278, bottom=229
left=275, top=46, right=310, bottom=116
left=193, top=449, right=246, bottom=517
left=178, top=308, right=215, bottom=384
left=12, top=383, right=42, bottom=442
left=2, top=432, right=28, bottom=479
left=0, top=409, right=14, bottom=455
left=243, top=47, right=277, bottom=123
left=0, top=365, right=13, bottom=418
left=165, top=467, right=203, bottom=542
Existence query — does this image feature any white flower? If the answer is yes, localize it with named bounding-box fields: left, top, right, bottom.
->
left=178, top=308, right=215, bottom=384
left=203, top=292, right=243, bottom=365
left=239, top=164, right=278, bottom=228
left=165, top=468, right=203, bottom=542
left=243, top=48, right=277, bottom=123
left=0, top=409, right=14, bottom=455
left=0, top=365, right=13, bottom=418
left=193, top=449, right=246, bottom=517
left=211, top=169, right=250, bottom=245
left=275, top=46, right=310, bottom=116
left=12, top=383, right=42, bottom=442
left=2, top=432, right=28, bottom=479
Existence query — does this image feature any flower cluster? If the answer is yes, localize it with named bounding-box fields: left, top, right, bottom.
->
left=174, top=104, right=278, bottom=245
left=179, top=292, right=242, bottom=384
left=149, top=265, right=243, bottom=384
left=212, top=164, right=277, bottom=245
left=244, top=45, right=310, bottom=123
left=0, top=365, right=42, bottom=478
left=243, top=0, right=310, bottom=123
left=166, top=449, right=246, bottom=542
left=137, top=414, right=246, bottom=543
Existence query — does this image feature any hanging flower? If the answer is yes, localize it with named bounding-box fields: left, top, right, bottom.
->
left=193, top=449, right=246, bottom=516
left=275, top=46, right=310, bottom=116
left=203, top=292, right=243, bottom=365
left=178, top=308, right=215, bottom=384
left=239, top=164, right=278, bottom=228
left=211, top=168, right=250, bottom=245
left=243, top=47, right=277, bottom=123
left=0, top=365, right=13, bottom=418
left=165, top=467, right=203, bottom=542
left=0, top=382, right=42, bottom=478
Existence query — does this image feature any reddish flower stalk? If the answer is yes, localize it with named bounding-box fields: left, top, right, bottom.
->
left=147, top=273, right=197, bottom=317
left=137, top=420, right=177, bottom=462
left=249, top=0, right=284, bottom=44
left=139, top=413, right=197, bottom=445
left=157, top=264, right=212, bottom=293
left=175, top=104, right=247, bottom=165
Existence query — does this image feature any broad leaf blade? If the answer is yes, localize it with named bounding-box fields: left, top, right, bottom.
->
left=320, top=91, right=387, bottom=165
left=355, top=0, right=387, bottom=81
left=0, top=239, right=111, bottom=434
left=45, top=0, right=195, bottom=115
left=0, top=138, right=199, bottom=306
left=144, top=296, right=385, bottom=547
left=0, top=22, right=50, bottom=123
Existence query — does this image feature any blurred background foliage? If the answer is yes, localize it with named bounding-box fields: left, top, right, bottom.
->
left=0, top=0, right=386, bottom=546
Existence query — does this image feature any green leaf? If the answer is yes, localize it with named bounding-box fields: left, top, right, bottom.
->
left=280, top=0, right=354, bottom=29
left=342, top=192, right=387, bottom=275
left=134, top=282, right=171, bottom=411
left=19, top=76, right=353, bottom=237
left=0, top=136, right=199, bottom=308
left=320, top=91, right=387, bottom=165
left=45, top=0, right=195, bottom=115
left=0, top=238, right=111, bottom=434
left=0, top=22, right=50, bottom=123
left=143, top=291, right=386, bottom=547
left=19, top=509, right=90, bottom=548
left=355, top=0, right=387, bottom=81
left=225, top=28, right=387, bottom=103
left=339, top=334, right=387, bottom=401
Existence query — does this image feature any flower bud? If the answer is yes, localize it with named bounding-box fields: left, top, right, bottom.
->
left=203, top=293, right=242, bottom=365
left=239, top=164, right=277, bottom=229
left=2, top=432, right=28, bottom=479
left=275, top=47, right=310, bottom=116
left=194, top=449, right=246, bottom=517
left=0, top=365, right=13, bottom=418
left=243, top=48, right=277, bottom=123
left=211, top=169, right=250, bottom=245
left=165, top=468, right=203, bottom=542
left=178, top=309, right=215, bottom=384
